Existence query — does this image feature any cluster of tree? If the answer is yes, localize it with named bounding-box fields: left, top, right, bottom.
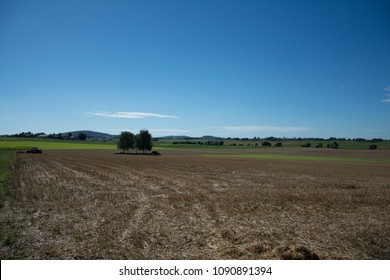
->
left=172, top=141, right=198, bottom=145
left=354, top=138, right=383, bottom=142
left=47, top=133, right=66, bottom=139
left=202, top=140, right=224, bottom=146
left=8, top=131, right=44, bottom=138
left=327, top=142, right=339, bottom=149
left=5, top=131, right=87, bottom=141
left=117, top=130, right=153, bottom=153
left=78, top=133, right=87, bottom=141
left=259, top=141, right=282, bottom=147
left=228, top=136, right=386, bottom=142
left=47, top=132, right=87, bottom=140
left=301, top=142, right=340, bottom=149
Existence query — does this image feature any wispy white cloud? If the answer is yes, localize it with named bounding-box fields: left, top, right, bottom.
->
left=85, top=111, right=179, bottom=119
left=339, top=83, right=355, bottom=89
left=222, top=125, right=312, bottom=133
left=383, top=86, right=390, bottom=102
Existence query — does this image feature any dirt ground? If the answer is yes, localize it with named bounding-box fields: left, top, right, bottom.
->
left=1, top=148, right=389, bottom=259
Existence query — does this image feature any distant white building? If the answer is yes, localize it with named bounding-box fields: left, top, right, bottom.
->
left=36, top=134, right=48, bottom=138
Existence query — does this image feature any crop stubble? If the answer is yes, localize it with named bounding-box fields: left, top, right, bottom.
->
left=1, top=149, right=389, bottom=259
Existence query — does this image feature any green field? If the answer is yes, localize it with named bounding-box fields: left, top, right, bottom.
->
left=0, top=150, right=14, bottom=181
left=0, top=150, right=15, bottom=207
left=203, top=154, right=390, bottom=163
left=155, top=139, right=390, bottom=150
left=1, top=137, right=390, bottom=151
left=0, top=138, right=117, bottom=150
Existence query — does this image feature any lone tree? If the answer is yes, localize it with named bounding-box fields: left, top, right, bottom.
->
left=117, top=131, right=135, bottom=153
left=78, top=132, right=87, bottom=141
left=330, top=142, right=339, bottom=149
left=136, top=129, right=153, bottom=153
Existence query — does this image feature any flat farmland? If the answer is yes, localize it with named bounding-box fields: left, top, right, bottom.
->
left=1, top=148, right=389, bottom=259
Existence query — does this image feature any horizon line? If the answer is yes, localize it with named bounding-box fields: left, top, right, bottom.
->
left=1, top=130, right=389, bottom=141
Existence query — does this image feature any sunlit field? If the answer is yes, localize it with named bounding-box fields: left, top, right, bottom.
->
left=1, top=148, right=389, bottom=259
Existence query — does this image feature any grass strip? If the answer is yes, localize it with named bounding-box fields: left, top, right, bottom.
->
left=0, top=139, right=116, bottom=150
left=203, top=154, right=390, bottom=163
left=0, top=150, right=26, bottom=259
left=0, top=150, right=16, bottom=206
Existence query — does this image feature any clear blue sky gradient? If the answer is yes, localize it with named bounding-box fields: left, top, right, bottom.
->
left=1, top=0, right=389, bottom=138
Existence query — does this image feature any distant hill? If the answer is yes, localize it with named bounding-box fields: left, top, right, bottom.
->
left=201, top=135, right=221, bottom=139
left=65, top=130, right=117, bottom=140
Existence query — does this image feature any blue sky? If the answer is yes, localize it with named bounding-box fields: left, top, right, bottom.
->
left=1, top=0, right=389, bottom=138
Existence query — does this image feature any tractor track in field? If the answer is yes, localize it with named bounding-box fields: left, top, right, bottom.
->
left=1, top=149, right=389, bottom=259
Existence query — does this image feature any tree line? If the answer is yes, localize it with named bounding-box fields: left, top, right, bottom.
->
left=172, top=140, right=224, bottom=146
left=4, top=131, right=88, bottom=140
left=117, top=129, right=153, bottom=153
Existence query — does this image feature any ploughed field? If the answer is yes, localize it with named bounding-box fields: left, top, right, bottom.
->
left=2, top=148, right=390, bottom=259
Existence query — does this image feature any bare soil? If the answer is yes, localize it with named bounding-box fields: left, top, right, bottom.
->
left=1, top=148, right=389, bottom=259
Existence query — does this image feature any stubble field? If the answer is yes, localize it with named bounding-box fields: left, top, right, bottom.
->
left=1, top=148, right=389, bottom=259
